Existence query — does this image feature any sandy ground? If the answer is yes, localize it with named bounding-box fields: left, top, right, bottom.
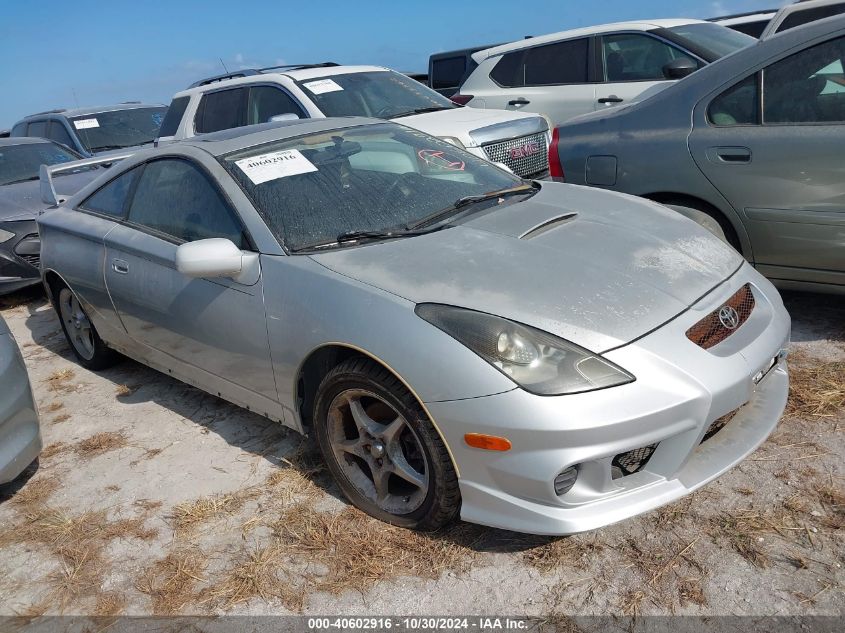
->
left=0, top=287, right=842, bottom=618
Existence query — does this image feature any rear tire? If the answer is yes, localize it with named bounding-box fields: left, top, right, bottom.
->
left=313, top=357, right=460, bottom=531
left=52, top=281, right=120, bottom=371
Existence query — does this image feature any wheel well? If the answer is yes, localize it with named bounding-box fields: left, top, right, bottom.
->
left=43, top=270, right=63, bottom=308
left=642, top=193, right=742, bottom=252
left=296, top=345, right=364, bottom=432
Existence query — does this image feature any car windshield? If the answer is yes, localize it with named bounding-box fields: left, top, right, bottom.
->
left=0, top=141, right=87, bottom=186
left=69, top=106, right=167, bottom=152
left=295, top=71, right=458, bottom=119
left=664, top=22, right=756, bottom=60
left=222, top=123, right=524, bottom=252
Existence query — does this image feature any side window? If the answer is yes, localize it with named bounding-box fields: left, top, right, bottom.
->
left=602, top=33, right=698, bottom=82
left=247, top=86, right=306, bottom=125
left=47, top=121, right=75, bottom=148
left=777, top=5, right=845, bottom=33
left=763, top=36, right=845, bottom=124
left=11, top=122, right=26, bottom=136
left=708, top=75, right=759, bottom=126
left=80, top=168, right=138, bottom=218
left=490, top=51, right=524, bottom=87
left=523, top=38, right=589, bottom=86
left=431, top=56, right=467, bottom=90
left=159, top=96, right=189, bottom=137
left=195, top=88, right=247, bottom=134
left=27, top=120, right=48, bottom=138
left=127, top=159, right=246, bottom=247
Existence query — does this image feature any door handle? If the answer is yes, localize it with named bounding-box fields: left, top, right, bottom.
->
left=508, top=98, right=530, bottom=106
left=709, top=147, right=752, bottom=164
left=112, top=259, right=129, bottom=274
left=598, top=96, right=624, bottom=104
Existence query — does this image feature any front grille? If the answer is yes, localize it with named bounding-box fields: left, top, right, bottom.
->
left=612, top=443, right=658, bottom=479
left=481, top=132, right=549, bottom=178
left=686, top=284, right=755, bottom=350
left=16, top=253, right=40, bottom=269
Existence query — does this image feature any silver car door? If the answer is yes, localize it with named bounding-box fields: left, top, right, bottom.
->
left=688, top=35, right=845, bottom=286
left=102, top=157, right=280, bottom=413
left=595, top=33, right=691, bottom=111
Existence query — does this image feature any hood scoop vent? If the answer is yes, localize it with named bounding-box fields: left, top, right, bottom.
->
left=519, top=213, right=578, bottom=240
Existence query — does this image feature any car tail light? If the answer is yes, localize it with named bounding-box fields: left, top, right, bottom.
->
left=548, top=127, right=565, bottom=181
left=451, top=94, right=474, bottom=106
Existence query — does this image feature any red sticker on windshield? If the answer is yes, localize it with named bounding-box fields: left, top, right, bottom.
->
left=418, top=149, right=465, bottom=171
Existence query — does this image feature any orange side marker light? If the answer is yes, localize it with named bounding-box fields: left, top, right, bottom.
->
left=464, top=433, right=512, bottom=451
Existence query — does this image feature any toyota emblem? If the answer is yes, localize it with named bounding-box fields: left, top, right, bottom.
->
left=718, top=305, right=740, bottom=330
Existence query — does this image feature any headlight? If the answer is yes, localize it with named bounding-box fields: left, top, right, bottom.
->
left=0, top=228, right=15, bottom=243
left=438, top=136, right=465, bottom=149
left=415, top=304, right=635, bottom=396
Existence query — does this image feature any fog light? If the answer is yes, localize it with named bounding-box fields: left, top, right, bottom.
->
left=554, top=466, right=578, bottom=496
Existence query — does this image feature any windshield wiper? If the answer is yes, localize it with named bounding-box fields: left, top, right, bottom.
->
left=389, top=105, right=455, bottom=119
left=290, top=226, right=442, bottom=253
left=407, top=184, right=537, bottom=230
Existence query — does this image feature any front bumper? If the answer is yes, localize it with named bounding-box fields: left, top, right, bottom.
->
left=426, top=267, right=790, bottom=535
left=0, top=219, right=41, bottom=296
left=0, top=332, right=42, bottom=484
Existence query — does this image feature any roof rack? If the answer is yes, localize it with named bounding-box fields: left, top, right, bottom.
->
left=188, top=62, right=339, bottom=88
left=708, top=8, right=777, bottom=21
left=26, top=108, right=67, bottom=117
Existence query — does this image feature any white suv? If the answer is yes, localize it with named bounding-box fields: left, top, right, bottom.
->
left=158, top=64, right=551, bottom=179
left=456, top=19, right=755, bottom=125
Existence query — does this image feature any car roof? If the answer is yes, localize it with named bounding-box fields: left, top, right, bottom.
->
left=599, top=14, right=845, bottom=113
left=176, top=65, right=392, bottom=98
left=712, top=11, right=777, bottom=26
left=0, top=136, right=58, bottom=147
left=180, top=116, right=381, bottom=156
left=17, top=103, right=166, bottom=122
left=472, top=19, right=708, bottom=62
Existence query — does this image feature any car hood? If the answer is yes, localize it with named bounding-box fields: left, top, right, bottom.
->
left=396, top=108, right=547, bottom=147
left=311, top=183, right=743, bottom=352
left=0, top=171, right=100, bottom=222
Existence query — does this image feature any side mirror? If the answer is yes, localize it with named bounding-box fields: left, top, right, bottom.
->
left=269, top=113, right=300, bottom=123
left=176, top=238, right=244, bottom=279
left=663, top=57, right=698, bottom=80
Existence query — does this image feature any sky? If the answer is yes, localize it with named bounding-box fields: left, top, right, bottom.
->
left=0, top=0, right=787, bottom=127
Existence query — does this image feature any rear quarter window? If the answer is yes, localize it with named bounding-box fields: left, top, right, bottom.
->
left=159, top=96, right=189, bottom=137
left=778, top=4, right=845, bottom=32
left=431, top=56, right=467, bottom=89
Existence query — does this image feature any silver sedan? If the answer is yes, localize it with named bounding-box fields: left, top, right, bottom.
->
left=38, top=118, right=790, bottom=534
left=0, top=313, right=41, bottom=484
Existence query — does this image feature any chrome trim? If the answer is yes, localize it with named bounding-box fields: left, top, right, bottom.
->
left=469, top=116, right=549, bottom=147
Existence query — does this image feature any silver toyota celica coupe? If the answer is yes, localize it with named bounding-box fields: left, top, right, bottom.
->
left=37, top=118, right=790, bottom=534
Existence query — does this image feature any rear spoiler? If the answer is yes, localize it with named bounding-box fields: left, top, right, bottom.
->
left=40, top=153, right=135, bottom=206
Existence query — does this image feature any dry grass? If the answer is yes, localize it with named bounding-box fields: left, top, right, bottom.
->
left=45, top=369, right=77, bottom=394
left=9, top=475, right=59, bottom=507
left=138, top=548, right=208, bottom=614
left=200, top=544, right=303, bottom=611
left=524, top=536, right=603, bottom=573
left=710, top=514, right=772, bottom=568
left=40, top=442, right=69, bottom=461
left=272, top=504, right=478, bottom=598
left=50, top=414, right=71, bottom=425
left=115, top=384, right=136, bottom=397
left=786, top=352, right=845, bottom=418
left=94, top=591, right=126, bottom=616
left=619, top=589, right=646, bottom=616
left=73, top=431, right=129, bottom=458
left=44, top=402, right=64, bottom=414
left=170, top=490, right=258, bottom=537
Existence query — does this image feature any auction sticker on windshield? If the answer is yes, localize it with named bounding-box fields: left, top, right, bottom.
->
left=235, top=149, right=318, bottom=185
left=73, top=118, right=100, bottom=130
left=303, top=79, right=344, bottom=94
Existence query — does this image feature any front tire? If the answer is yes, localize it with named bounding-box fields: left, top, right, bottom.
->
left=313, top=357, right=460, bottom=531
left=53, top=282, right=119, bottom=370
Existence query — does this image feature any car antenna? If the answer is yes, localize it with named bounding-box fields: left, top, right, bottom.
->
left=219, top=57, right=230, bottom=73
